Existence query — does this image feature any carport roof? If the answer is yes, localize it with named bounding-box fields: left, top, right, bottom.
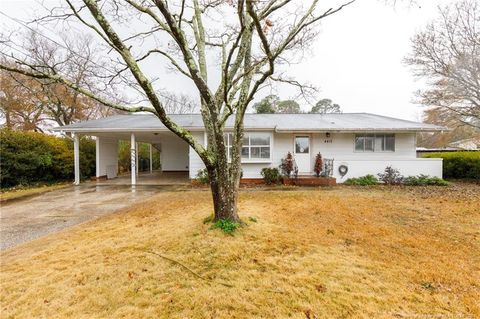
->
left=53, top=113, right=446, bottom=133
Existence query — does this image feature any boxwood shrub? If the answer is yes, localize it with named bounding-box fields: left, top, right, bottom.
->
left=423, top=152, right=480, bottom=180
left=261, top=167, right=281, bottom=185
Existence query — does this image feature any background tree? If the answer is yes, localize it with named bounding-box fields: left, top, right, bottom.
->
left=417, top=106, right=480, bottom=148
left=277, top=100, right=301, bottom=113
left=253, top=95, right=301, bottom=113
left=0, top=32, right=115, bottom=130
left=0, top=0, right=355, bottom=223
left=0, top=70, right=45, bottom=131
left=160, top=92, right=198, bottom=114
left=405, top=0, right=480, bottom=128
left=253, top=95, right=279, bottom=114
left=310, top=98, right=342, bottom=114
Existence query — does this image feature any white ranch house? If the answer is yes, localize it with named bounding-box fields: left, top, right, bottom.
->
left=54, top=113, right=445, bottom=185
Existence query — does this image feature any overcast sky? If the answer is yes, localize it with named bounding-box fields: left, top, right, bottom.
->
left=0, top=0, right=456, bottom=122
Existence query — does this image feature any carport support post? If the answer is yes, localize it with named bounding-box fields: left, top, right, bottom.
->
left=73, top=133, right=80, bottom=185
left=136, top=142, right=139, bottom=176
left=131, top=133, right=136, bottom=186
left=149, top=144, right=153, bottom=173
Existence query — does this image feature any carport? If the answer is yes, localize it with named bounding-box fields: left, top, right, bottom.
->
left=54, top=115, right=195, bottom=186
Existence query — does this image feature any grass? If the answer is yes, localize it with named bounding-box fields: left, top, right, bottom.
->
left=0, top=183, right=70, bottom=202
left=1, top=184, right=479, bottom=318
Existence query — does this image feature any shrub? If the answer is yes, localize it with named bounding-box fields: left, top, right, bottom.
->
left=314, top=153, right=323, bottom=177
left=195, top=168, right=209, bottom=184
left=279, top=152, right=295, bottom=177
left=212, top=218, right=240, bottom=235
left=0, top=129, right=95, bottom=188
left=261, top=167, right=281, bottom=185
left=403, top=175, right=449, bottom=186
left=344, top=174, right=378, bottom=186
left=378, top=166, right=403, bottom=185
left=423, top=152, right=480, bottom=180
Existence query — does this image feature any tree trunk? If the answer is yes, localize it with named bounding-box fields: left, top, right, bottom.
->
left=207, top=160, right=241, bottom=223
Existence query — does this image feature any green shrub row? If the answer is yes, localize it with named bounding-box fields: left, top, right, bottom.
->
left=403, top=175, right=449, bottom=186
left=0, top=129, right=96, bottom=188
left=344, top=174, right=378, bottom=185
left=423, top=152, right=480, bottom=180
left=345, top=173, right=448, bottom=186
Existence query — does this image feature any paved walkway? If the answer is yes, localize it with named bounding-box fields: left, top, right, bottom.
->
left=0, top=184, right=177, bottom=251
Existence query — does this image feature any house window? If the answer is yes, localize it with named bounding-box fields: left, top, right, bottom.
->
left=355, top=134, right=395, bottom=152
left=224, top=132, right=271, bottom=160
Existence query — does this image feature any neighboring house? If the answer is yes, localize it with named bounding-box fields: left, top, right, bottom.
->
left=417, top=137, right=480, bottom=155
left=448, top=138, right=480, bottom=151
left=54, top=113, right=446, bottom=184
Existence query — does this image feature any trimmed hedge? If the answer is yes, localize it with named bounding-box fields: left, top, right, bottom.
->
left=0, top=129, right=96, bottom=188
left=423, top=152, right=480, bottom=180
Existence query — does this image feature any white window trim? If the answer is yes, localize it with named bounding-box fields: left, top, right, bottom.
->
left=225, top=131, right=273, bottom=163
left=353, top=133, right=396, bottom=153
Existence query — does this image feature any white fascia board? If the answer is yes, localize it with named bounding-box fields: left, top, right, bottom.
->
left=274, top=127, right=447, bottom=133
left=52, top=126, right=447, bottom=134
left=51, top=127, right=206, bottom=133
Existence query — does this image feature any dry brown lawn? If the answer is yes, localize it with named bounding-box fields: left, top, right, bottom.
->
left=0, top=183, right=69, bottom=203
left=1, top=183, right=479, bottom=319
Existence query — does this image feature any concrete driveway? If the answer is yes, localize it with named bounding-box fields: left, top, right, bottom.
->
left=0, top=184, right=172, bottom=251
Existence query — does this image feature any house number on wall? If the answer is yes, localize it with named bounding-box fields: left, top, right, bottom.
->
left=323, top=139, right=333, bottom=143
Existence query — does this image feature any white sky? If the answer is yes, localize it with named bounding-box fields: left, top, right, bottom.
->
left=0, top=0, right=456, bottom=122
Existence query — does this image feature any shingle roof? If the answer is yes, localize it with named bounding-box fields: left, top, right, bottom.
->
left=53, top=113, right=446, bottom=132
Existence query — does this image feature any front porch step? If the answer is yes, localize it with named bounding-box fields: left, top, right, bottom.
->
left=292, top=176, right=336, bottom=186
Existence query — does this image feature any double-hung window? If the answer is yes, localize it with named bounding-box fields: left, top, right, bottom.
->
left=224, top=132, right=271, bottom=161
left=355, top=133, right=395, bottom=152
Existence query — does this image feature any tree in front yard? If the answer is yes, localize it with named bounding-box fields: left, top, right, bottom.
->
left=0, top=0, right=355, bottom=223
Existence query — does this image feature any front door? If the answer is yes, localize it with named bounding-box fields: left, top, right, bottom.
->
left=294, top=135, right=311, bottom=174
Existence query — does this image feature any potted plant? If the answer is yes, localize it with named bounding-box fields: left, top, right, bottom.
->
left=314, top=153, right=323, bottom=177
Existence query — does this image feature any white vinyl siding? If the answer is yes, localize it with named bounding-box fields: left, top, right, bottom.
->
left=160, top=134, right=189, bottom=171
left=96, top=137, right=118, bottom=178
left=188, top=131, right=430, bottom=180
left=188, top=131, right=206, bottom=178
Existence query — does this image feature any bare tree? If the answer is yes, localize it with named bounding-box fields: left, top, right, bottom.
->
left=0, top=0, right=355, bottom=222
left=405, top=0, right=480, bottom=128
left=160, top=92, right=198, bottom=114
left=1, top=31, right=116, bottom=127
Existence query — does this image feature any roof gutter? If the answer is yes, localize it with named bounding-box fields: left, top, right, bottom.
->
left=51, top=126, right=448, bottom=134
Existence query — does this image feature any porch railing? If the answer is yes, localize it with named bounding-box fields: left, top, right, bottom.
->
left=321, top=158, right=334, bottom=177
